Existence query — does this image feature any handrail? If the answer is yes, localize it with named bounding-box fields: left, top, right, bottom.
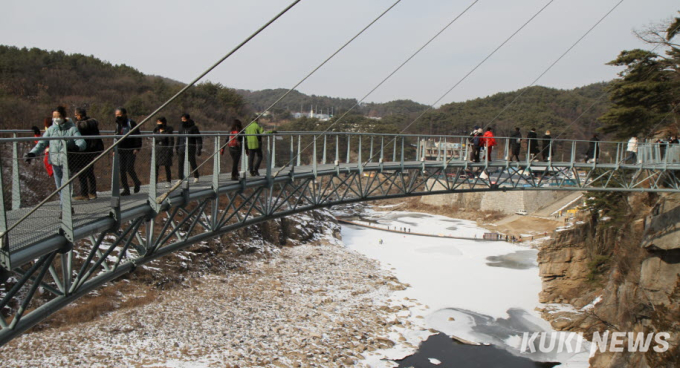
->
left=0, top=130, right=673, bottom=146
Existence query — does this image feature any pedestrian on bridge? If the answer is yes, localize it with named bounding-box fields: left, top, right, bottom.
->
left=25, top=106, right=87, bottom=207
left=245, top=117, right=264, bottom=176
left=35, top=118, right=54, bottom=178
left=482, top=127, right=497, bottom=161
left=73, top=108, right=104, bottom=200
left=153, top=117, right=174, bottom=187
left=527, top=128, right=540, bottom=161
left=541, top=130, right=553, bottom=161
left=510, top=127, right=522, bottom=162
left=469, top=127, right=482, bottom=162
left=624, top=136, right=638, bottom=164
left=115, top=108, right=142, bottom=196
left=225, top=119, right=244, bottom=180
left=176, top=114, right=202, bottom=183
left=585, top=134, right=600, bottom=164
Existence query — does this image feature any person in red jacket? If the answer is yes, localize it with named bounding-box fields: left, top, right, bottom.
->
left=482, top=127, right=497, bottom=161
left=32, top=118, right=54, bottom=177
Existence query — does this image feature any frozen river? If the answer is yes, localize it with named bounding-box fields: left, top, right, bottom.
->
left=340, top=208, right=590, bottom=367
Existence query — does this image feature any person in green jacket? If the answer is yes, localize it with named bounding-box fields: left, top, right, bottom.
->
left=244, top=118, right=264, bottom=176
left=25, top=106, right=87, bottom=207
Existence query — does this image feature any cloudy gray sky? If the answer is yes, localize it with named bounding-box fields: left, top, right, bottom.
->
left=2, top=0, right=678, bottom=106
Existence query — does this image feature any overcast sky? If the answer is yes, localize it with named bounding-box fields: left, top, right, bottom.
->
left=2, top=0, right=678, bottom=106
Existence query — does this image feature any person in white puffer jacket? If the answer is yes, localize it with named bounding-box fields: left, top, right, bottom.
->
left=625, top=136, right=638, bottom=164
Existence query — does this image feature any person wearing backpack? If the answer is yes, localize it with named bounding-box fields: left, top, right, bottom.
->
left=225, top=119, right=244, bottom=180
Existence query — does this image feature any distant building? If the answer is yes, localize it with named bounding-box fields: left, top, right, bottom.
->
left=420, top=139, right=463, bottom=161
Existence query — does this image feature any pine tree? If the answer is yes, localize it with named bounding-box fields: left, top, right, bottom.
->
left=599, top=13, right=680, bottom=138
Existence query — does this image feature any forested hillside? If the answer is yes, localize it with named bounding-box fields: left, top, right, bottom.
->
left=0, top=46, right=248, bottom=131
left=379, top=83, right=611, bottom=139
left=237, top=88, right=430, bottom=120
left=1, top=45, right=613, bottom=139
left=269, top=83, right=612, bottom=139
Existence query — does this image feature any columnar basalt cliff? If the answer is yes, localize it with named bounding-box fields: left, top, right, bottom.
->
left=538, top=192, right=680, bottom=367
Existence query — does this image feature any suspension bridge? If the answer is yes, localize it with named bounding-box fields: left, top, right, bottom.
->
left=2, top=0, right=679, bottom=349
left=1, top=130, right=680, bottom=345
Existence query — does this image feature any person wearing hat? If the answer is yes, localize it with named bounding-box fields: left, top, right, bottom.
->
left=468, top=126, right=480, bottom=162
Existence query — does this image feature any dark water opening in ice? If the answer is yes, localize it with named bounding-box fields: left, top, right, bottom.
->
left=395, top=333, right=559, bottom=368
left=486, top=250, right=538, bottom=270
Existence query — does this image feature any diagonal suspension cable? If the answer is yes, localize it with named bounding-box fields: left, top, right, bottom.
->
left=553, top=18, right=680, bottom=141
left=399, top=0, right=556, bottom=135
left=486, top=0, right=624, bottom=129
left=7, top=0, right=303, bottom=233
left=360, top=0, right=556, bottom=165
left=272, top=0, right=481, bottom=177
left=157, top=0, right=404, bottom=202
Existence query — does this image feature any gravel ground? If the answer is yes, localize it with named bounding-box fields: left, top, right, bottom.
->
left=1, top=241, right=412, bottom=367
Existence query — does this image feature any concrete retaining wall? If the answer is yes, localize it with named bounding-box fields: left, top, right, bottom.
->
left=420, top=180, right=571, bottom=214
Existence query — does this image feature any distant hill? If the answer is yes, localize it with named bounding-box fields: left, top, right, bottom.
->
left=376, top=83, right=611, bottom=140
left=0, top=45, right=610, bottom=139
left=0, top=45, right=248, bottom=130
left=250, top=83, right=611, bottom=140
left=234, top=88, right=430, bottom=119
left=234, top=88, right=358, bottom=117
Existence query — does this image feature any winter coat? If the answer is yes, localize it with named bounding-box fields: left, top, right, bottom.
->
left=30, top=119, right=87, bottom=167
left=586, top=137, right=601, bottom=159
left=627, top=137, right=638, bottom=153
left=116, top=118, right=142, bottom=151
left=473, top=133, right=482, bottom=148
left=482, top=131, right=497, bottom=147
left=75, top=117, right=104, bottom=152
left=153, top=125, right=174, bottom=166
left=541, top=134, right=553, bottom=156
left=510, top=131, right=522, bottom=149
left=245, top=122, right=264, bottom=150
left=527, top=131, right=540, bottom=154
left=175, top=120, right=202, bottom=154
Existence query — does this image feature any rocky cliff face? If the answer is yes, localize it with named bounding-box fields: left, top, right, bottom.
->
left=537, top=193, right=680, bottom=367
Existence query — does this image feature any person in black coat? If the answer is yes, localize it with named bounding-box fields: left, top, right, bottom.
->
left=527, top=128, right=540, bottom=160
left=153, top=117, right=174, bottom=187
left=175, top=114, right=203, bottom=182
left=472, top=128, right=482, bottom=163
left=541, top=130, right=553, bottom=161
left=225, top=118, right=244, bottom=180
left=115, top=107, right=142, bottom=196
left=510, top=127, right=522, bottom=162
left=73, top=107, right=104, bottom=200
left=585, top=134, right=601, bottom=163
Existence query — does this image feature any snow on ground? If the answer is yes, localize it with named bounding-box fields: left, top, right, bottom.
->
left=341, top=210, right=591, bottom=367
left=1, top=239, right=405, bottom=367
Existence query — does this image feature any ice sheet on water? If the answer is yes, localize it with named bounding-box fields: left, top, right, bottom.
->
left=342, top=209, right=590, bottom=367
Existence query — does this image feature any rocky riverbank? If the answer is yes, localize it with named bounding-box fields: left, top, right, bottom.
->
left=536, top=192, right=680, bottom=367
left=2, top=240, right=414, bottom=367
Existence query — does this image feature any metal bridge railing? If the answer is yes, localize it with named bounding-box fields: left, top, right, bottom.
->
left=1, top=130, right=680, bottom=267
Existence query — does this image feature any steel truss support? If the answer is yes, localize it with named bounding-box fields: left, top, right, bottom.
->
left=1, top=158, right=680, bottom=346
